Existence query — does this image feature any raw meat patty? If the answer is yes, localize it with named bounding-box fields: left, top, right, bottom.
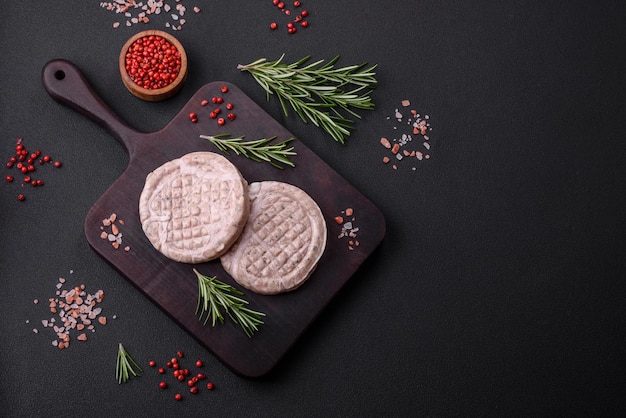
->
left=220, top=181, right=327, bottom=294
left=139, top=151, right=249, bottom=263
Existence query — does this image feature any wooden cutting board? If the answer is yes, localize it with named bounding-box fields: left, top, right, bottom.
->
left=42, top=59, right=386, bottom=378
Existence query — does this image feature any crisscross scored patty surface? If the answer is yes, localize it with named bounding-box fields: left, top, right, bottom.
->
left=139, top=152, right=250, bottom=263
left=220, top=181, right=327, bottom=294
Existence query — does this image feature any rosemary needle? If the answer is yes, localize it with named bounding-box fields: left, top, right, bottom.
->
left=194, top=268, right=265, bottom=338
left=116, top=342, right=142, bottom=384
left=237, top=54, right=377, bottom=144
left=200, top=133, right=296, bottom=169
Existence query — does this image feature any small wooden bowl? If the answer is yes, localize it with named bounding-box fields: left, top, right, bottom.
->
left=119, top=30, right=188, bottom=102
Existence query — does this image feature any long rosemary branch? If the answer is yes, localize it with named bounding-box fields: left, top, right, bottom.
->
left=237, top=54, right=377, bottom=144
left=194, top=268, right=265, bottom=338
left=200, top=133, right=296, bottom=169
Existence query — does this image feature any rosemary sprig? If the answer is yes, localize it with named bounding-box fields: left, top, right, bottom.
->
left=115, top=343, right=142, bottom=384
left=194, top=268, right=265, bottom=338
left=200, top=133, right=296, bottom=169
left=237, top=54, right=378, bottom=144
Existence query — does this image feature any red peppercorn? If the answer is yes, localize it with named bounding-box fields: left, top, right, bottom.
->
left=201, top=99, right=209, bottom=106
left=211, top=96, right=218, bottom=104
left=270, top=22, right=277, bottom=30
left=159, top=382, right=168, bottom=389
left=125, top=35, right=181, bottom=90
left=221, top=86, right=229, bottom=93
left=209, top=111, right=217, bottom=119
left=272, top=0, right=279, bottom=5
left=6, top=175, right=13, bottom=182
left=294, top=0, right=301, bottom=6
left=166, top=361, right=173, bottom=368
left=301, top=20, right=309, bottom=28
left=227, top=113, right=236, bottom=121
left=189, top=112, right=197, bottom=121
left=196, top=373, right=206, bottom=380
left=6, top=162, right=13, bottom=168
left=177, top=351, right=184, bottom=358
left=17, top=194, right=25, bottom=201
left=43, top=155, right=51, bottom=162
left=20, top=166, right=28, bottom=174
left=175, top=393, right=182, bottom=401
left=277, top=2, right=285, bottom=9
left=213, top=107, right=221, bottom=115
left=173, top=369, right=180, bottom=377
left=35, top=179, right=44, bottom=187
left=187, top=379, right=195, bottom=387
left=177, top=375, right=185, bottom=382
left=24, top=176, right=31, bottom=183
left=216, top=96, right=224, bottom=104
left=158, top=367, right=165, bottom=374
left=217, top=118, right=225, bottom=126
left=190, top=386, right=199, bottom=394
left=53, top=161, right=62, bottom=168
left=206, top=382, right=214, bottom=390
left=149, top=360, right=156, bottom=367
left=225, top=103, right=233, bottom=110
left=301, top=10, right=308, bottom=17
left=195, top=360, right=203, bottom=368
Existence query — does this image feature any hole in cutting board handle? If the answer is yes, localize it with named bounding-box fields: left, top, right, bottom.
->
left=54, top=70, right=65, bottom=81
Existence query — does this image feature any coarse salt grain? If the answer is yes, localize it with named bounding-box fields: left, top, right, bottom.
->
left=336, top=208, right=361, bottom=251
left=379, top=100, right=433, bottom=171
left=34, top=276, right=107, bottom=350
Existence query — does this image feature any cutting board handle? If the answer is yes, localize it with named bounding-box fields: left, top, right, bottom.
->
left=42, top=59, right=138, bottom=155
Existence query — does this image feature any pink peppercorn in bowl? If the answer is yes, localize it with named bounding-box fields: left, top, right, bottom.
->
left=119, top=30, right=188, bottom=101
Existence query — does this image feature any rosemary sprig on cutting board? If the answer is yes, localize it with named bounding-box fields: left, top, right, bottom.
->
left=200, top=133, right=296, bottom=169
left=194, top=268, right=265, bottom=338
left=237, top=54, right=377, bottom=144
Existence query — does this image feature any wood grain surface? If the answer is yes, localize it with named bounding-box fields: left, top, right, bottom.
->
left=42, top=59, right=386, bottom=378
